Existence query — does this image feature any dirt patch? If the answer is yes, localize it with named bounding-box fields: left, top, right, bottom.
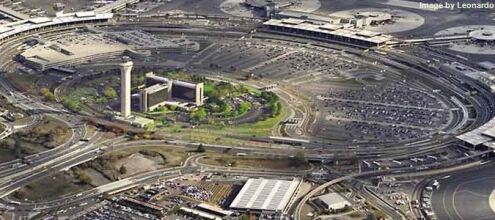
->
left=80, top=146, right=187, bottom=181
left=12, top=171, right=91, bottom=202
left=114, top=153, right=164, bottom=177
left=84, top=167, right=111, bottom=186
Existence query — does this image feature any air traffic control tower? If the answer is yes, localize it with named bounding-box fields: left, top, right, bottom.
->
left=119, top=58, right=133, bottom=119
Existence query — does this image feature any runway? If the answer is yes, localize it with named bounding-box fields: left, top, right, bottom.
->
left=432, top=163, right=495, bottom=220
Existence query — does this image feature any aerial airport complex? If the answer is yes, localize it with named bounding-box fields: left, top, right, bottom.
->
left=0, top=0, right=495, bottom=219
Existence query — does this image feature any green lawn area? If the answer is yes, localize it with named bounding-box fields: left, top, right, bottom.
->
left=65, top=87, right=98, bottom=102
left=204, top=83, right=215, bottom=95
left=154, top=100, right=289, bottom=146
left=229, top=100, right=289, bottom=136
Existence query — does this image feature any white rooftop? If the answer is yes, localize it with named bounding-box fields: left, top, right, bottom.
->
left=315, top=192, right=349, bottom=206
left=479, top=61, right=495, bottom=70
left=230, top=178, right=300, bottom=212
left=0, top=5, right=30, bottom=20
left=0, top=12, right=113, bottom=41
left=95, top=0, right=140, bottom=13
left=264, top=18, right=392, bottom=44
left=197, top=203, right=233, bottom=216
left=457, top=117, right=495, bottom=146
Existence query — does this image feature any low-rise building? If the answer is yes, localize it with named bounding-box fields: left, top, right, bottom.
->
left=313, top=192, right=351, bottom=210
left=262, top=18, right=393, bottom=47
left=229, top=178, right=301, bottom=214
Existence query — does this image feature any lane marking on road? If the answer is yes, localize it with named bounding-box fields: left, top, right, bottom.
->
left=452, top=176, right=495, bottom=220
left=489, top=189, right=495, bottom=214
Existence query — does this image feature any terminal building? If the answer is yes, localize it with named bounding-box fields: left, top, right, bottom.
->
left=275, top=10, right=393, bottom=29
left=457, top=118, right=495, bottom=149
left=17, top=29, right=200, bottom=72
left=262, top=18, right=393, bottom=47
left=140, top=72, right=204, bottom=112
left=469, top=29, right=495, bottom=45
left=242, top=0, right=288, bottom=17
left=440, top=62, right=495, bottom=93
left=229, top=178, right=301, bottom=215
left=0, top=11, right=113, bottom=44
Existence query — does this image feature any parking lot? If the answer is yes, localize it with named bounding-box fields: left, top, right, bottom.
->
left=311, top=83, right=451, bottom=143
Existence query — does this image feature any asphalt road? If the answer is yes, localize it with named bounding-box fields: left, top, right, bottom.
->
left=432, top=163, right=495, bottom=220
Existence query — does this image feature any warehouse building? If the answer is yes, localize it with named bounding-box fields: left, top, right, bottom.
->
left=312, top=192, right=351, bottom=211
left=229, top=178, right=301, bottom=214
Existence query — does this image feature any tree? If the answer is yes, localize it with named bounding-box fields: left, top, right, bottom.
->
left=40, top=88, right=56, bottom=102
left=119, top=165, right=127, bottom=174
left=143, top=132, right=151, bottom=140
left=136, top=75, right=145, bottom=85
left=239, top=214, right=249, bottom=220
left=196, top=144, right=205, bottom=153
left=219, top=101, right=231, bottom=116
left=77, top=171, right=93, bottom=186
left=103, top=87, right=117, bottom=99
left=96, top=96, right=108, bottom=105
left=132, top=134, right=140, bottom=141
left=168, top=206, right=181, bottom=215
left=169, top=105, right=178, bottom=111
left=269, top=101, right=279, bottom=117
left=261, top=91, right=278, bottom=103
left=158, top=105, right=169, bottom=112
left=64, top=99, right=81, bottom=111
left=238, top=101, right=251, bottom=115
left=190, top=107, right=207, bottom=122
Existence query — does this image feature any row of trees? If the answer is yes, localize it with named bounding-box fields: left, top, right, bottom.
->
left=260, top=91, right=282, bottom=117
left=190, top=107, right=208, bottom=123
left=40, top=88, right=56, bottom=102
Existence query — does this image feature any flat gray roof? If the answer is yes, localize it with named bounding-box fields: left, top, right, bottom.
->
left=263, top=18, right=392, bottom=44
left=230, top=178, right=300, bottom=212
left=315, top=192, right=350, bottom=206
left=457, top=117, right=495, bottom=146
left=0, top=5, right=30, bottom=20
left=0, top=12, right=113, bottom=41
left=95, top=0, right=140, bottom=13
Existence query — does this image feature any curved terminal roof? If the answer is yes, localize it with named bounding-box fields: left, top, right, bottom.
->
left=470, top=29, right=495, bottom=41
left=264, top=18, right=392, bottom=45
left=0, top=11, right=113, bottom=41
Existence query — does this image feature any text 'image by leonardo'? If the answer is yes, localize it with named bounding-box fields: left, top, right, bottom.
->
left=0, top=0, right=494, bottom=219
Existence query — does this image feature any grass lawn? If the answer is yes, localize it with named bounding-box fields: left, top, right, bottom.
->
left=157, top=100, right=289, bottom=144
